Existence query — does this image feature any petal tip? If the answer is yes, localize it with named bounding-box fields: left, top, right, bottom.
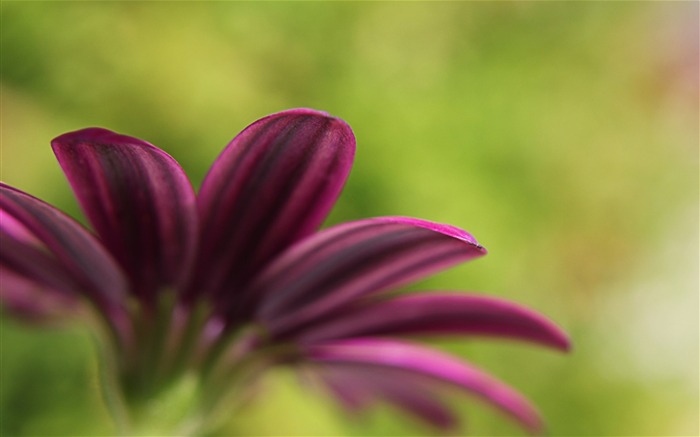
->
left=249, top=109, right=356, bottom=158
left=275, top=107, right=345, bottom=121
left=51, top=128, right=161, bottom=160
left=537, top=317, right=571, bottom=353
left=51, top=127, right=118, bottom=147
left=279, top=107, right=332, bottom=117
left=542, top=326, right=571, bottom=353
left=557, top=332, right=573, bottom=353
left=378, top=216, right=487, bottom=252
left=269, top=108, right=354, bottom=137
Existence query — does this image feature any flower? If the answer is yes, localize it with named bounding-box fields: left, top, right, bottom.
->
left=0, top=109, right=569, bottom=435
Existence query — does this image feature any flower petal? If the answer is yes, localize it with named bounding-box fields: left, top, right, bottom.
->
left=0, top=267, right=77, bottom=322
left=193, top=109, right=355, bottom=300
left=1, top=233, right=83, bottom=299
left=0, top=183, right=127, bottom=307
left=251, top=217, right=486, bottom=334
left=306, top=338, right=542, bottom=433
left=51, top=128, right=198, bottom=299
left=1, top=207, right=80, bottom=319
left=0, top=209, right=40, bottom=244
left=315, top=363, right=458, bottom=429
left=295, top=292, right=571, bottom=351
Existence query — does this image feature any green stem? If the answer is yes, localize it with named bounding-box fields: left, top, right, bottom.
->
left=122, top=290, right=177, bottom=401
left=147, top=291, right=178, bottom=390
left=91, top=297, right=290, bottom=436
left=162, top=300, right=211, bottom=384
left=193, top=339, right=297, bottom=435
left=94, top=335, right=131, bottom=435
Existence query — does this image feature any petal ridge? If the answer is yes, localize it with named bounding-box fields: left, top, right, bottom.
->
left=0, top=183, right=128, bottom=304
left=193, top=109, right=355, bottom=300
left=295, top=292, right=571, bottom=351
left=315, top=363, right=458, bottom=429
left=252, top=217, right=486, bottom=334
left=306, top=338, right=542, bottom=433
left=51, top=128, right=198, bottom=299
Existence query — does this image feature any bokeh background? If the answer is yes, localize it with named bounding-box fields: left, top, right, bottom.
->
left=1, top=2, right=698, bottom=436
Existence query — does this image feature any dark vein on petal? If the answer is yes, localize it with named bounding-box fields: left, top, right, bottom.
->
left=215, top=115, right=321, bottom=287
left=202, top=116, right=313, bottom=297
left=271, top=246, right=472, bottom=336
left=243, top=117, right=331, bottom=268
left=258, top=229, right=441, bottom=318
left=247, top=221, right=394, bottom=293
left=200, top=115, right=288, bottom=236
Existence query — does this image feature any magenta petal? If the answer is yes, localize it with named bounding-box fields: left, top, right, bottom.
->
left=315, top=365, right=373, bottom=412
left=296, top=292, right=571, bottom=351
left=52, top=128, right=198, bottom=299
left=0, top=209, right=40, bottom=244
left=194, top=109, right=355, bottom=299
left=0, top=183, right=128, bottom=307
left=307, top=338, right=543, bottom=433
left=1, top=233, right=84, bottom=299
left=253, top=217, right=486, bottom=335
left=316, top=364, right=458, bottom=429
left=0, top=267, right=77, bottom=322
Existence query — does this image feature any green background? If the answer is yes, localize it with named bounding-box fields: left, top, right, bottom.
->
left=1, top=2, right=698, bottom=436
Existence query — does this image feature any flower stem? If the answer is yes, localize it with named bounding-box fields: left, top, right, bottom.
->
left=163, top=300, right=211, bottom=383
left=94, top=337, right=131, bottom=435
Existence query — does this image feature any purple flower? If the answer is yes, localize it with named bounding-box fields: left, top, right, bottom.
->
left=0, top=109, right=569, bottom=434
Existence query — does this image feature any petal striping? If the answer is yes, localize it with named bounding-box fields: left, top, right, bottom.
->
left=253, top=217, right=486, bottom=335
left=295, top=292, right=571, bottom=351
left=0, top=183, right=128, bottom=305
left=0, top=267, right=78, bottom=322
left=51, top=128, right=198, bottom=299
left=1, top=233, right=85, bottom=299
left=316, top=363, right=458, bottom=429
left=307, top=338, right=543, bottom=433
left=194, top=109, right=355, bottom=300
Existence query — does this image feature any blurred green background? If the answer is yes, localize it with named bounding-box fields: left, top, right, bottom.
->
left=1, top=2, right=698, bottom=436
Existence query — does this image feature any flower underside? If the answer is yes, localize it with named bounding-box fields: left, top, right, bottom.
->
left=0, top=109, right=570, bottom=435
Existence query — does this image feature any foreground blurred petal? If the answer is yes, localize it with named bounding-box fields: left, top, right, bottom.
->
left=194, top=109, right=355, bottom=299
left=1, top=233, right=83, bottom=299
left=315, top=364, right=458, bottom=429
left=0, top=209, right=40, bottom=244
left=52, top=128, right=198, bottom=300
left=0, top=267, right=77, bottom=322
left=0, top=183, right=127, bottom=307
left=306, top=338, right=542, bottom=433
left=296, top=292, right=571, bottom=351
left=253, top=217, right=486, bottom=334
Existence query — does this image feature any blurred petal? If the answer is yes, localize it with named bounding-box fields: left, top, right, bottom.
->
left=52, top=128, right=198, bottom=299
left=296, top=292, right=571, bottom=351
left=0, top=183, right=127, bottom=306
left=0, top=267, right=77, bottom=323
left=1, top=233, right=84, bottom=299
left=316, top=364, right=458, bottom=429
left=194, top=109, right=355, bottom=299
left=0, top=209, right=40, bottom=244
left=307, top=338, right=542, bottom=433
left=253, top=217, right=486, bottom=334
left=316, top=365, right=371, bottom=412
